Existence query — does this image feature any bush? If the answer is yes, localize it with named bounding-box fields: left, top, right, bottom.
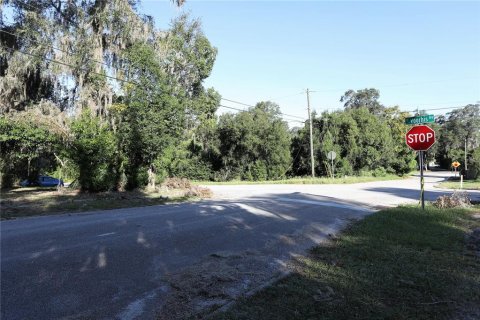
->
left=358, top=169, right=373, bottom=177
left=250, top=160, right=268, bottom=181
left=468, top=147, right=480, bottom=179
left=372, top=167, right=388, bottom=177
left=69, top=111, right=116, bottom=192
left=336, top=159, right=354, bottom=177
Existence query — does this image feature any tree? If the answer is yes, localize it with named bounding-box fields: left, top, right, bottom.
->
left=118, top=42, right=184, bottom=189
left=436, top=104, right=480, bottom=170
left=291, top=104, right=414, bottom=177
left=69, top=111, right=116, bottom=192
left=217, top=102, right=292, bottom=181
left=341, top=88, right=384, bottom=115
left=0, top=110, right=61, bottom=188
left=1, top=0, right=185, bottom=116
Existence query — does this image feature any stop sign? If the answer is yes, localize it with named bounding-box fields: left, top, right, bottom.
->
left=405, top=125, right=435, bottom=151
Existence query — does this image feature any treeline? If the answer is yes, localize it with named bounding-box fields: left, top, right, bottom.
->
left=1, top=1, right=479, bottom=191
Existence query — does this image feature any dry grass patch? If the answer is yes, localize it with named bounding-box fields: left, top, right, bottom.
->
left=1, top=179, right=212, bottom=220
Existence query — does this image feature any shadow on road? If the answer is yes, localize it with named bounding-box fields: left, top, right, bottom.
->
left=214, top=207, right=480, bottom=320
left=1, top=192, right=374, bottom=320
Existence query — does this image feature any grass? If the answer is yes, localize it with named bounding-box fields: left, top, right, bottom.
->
left=0, top=187, right=194, bottom=220
left=194, top=174, right=406, bottom=185
left=214, top=206, right=480, bottom=320
left=437, top=179, right=480, bottom=190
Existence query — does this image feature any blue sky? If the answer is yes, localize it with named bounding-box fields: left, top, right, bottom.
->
left=140, top=0, right=480, bottom=123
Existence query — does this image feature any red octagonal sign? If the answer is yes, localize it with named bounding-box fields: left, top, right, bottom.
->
left=405, top=125, right=436, bottom=151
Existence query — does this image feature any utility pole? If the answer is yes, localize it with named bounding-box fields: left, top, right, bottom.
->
left=306, top=89, right=315, bottom=178
left=465, top=138, right=468, bottom=173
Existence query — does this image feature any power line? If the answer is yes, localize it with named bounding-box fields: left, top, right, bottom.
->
left=267, top=91, right=304, bottom=101
left=0, top=29, right=107, bottom=68
left=309, top=77, right=480, bottom=94
left=221, top=98, right=306, bottom=120
left=4, top=45, right=308, bottom=125
left=407, top=105, right=476, bottom=113
left=2, top=45, right=138, bottom=85
left=218, top=105, right=305, bottom=124
left=10, top=0, right=82, bottom=28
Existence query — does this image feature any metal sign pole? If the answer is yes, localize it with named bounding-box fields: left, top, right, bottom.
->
left=331, top=157, right=334, bottom=179
left=420, top=151, right=425, bottom=210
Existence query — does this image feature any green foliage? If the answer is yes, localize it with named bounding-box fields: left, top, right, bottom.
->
left=217, top=102, right=292, bottom=181
left=155, top=142, right=214, bottom=181
left=290, top=102, right=413, bottom=177
left=340, top=88, right=384, bottom=115
left=372, top=167, right=388, bottom=177
left=469, top=147, right=480, bottom=179
left=165, top=14, right=218, bottom=96
left=0, top=115, right=60, bottom=188
left=69, top=111, right=116, bottom=192
left=118, top=42, right=185, bottom=189
left=436, top=104, right=480, bottom=171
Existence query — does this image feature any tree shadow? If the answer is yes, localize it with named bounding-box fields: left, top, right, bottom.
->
left=215, top=207, right=480, bottom=320
left=1, top=192, right=374, bottom=319
left=3, top=193, right=476, bottom=319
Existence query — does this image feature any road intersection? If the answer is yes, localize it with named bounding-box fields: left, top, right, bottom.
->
left=1, top=171, right=478, bottom=319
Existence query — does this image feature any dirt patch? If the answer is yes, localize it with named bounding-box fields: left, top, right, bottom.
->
left=0, top=184, right=212, bottom=219
left=156, top=251, right=286, bottom=320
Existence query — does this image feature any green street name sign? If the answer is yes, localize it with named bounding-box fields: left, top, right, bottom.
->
left=405, top=114, right=435, bottom=125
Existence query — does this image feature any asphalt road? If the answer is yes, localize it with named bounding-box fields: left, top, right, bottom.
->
left=1, top=171, right=478, bottom=320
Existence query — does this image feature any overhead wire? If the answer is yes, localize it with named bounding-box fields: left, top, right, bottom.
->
left=309, top=77, right=480, bottom=94
left=2, top=45, right=307, bottom=124
left=9, top=0, right=82, bottom=28
left=218, top=105, right=305, bottom=124
left=1, top=44, right=139, bottom=85
left=221, top=98, right=306, bottom=120
left=0, top=29, right=108, bottom=68
left=4, top=2, right=477, bottom=120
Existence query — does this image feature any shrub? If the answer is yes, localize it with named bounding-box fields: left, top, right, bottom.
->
left=372, top=167, right=388, bottom=177
left=250, top=160, right=268, bottom=181
left=69, top=111, right=116, bottom=192
left=468, top=147, right=480, bottom=179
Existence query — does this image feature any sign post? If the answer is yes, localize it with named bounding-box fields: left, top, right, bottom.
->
left=452, top=161, right=460, bottom=177
left=327, top=151, right=337, bottom=179
left=405, top=125, right=436, bottom=210
left=419, top=151, right=425, bottom=209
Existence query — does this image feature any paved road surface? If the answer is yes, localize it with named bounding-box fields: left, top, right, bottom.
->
left=1, top=171, right=478, bottom=319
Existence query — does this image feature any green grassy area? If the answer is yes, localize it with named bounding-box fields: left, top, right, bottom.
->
left=0, top=187, right=194, bottom=220
left=214, top=206, right=480, bottom=320
left=194, top=174, right=406, bottom=185
left=437, top=179, right=480, bottom=190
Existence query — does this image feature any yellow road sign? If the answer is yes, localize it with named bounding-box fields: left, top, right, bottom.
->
left=452, top=161, right=460, bottom=168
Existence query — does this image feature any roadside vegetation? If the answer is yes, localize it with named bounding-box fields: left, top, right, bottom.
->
left=195, top=174, right=406, bottom=185
left=1, top=2, right=479, bottom=194
left=437, top=179, right=480, bottom=191
left=1, top=2, right=475, bottom=224
left=214, top=206, right=480, bottom=320
left=0, top=178, right=211, bottom=220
